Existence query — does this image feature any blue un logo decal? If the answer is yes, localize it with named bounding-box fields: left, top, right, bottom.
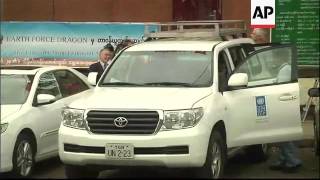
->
left=256, top=96, right=267, bottom=117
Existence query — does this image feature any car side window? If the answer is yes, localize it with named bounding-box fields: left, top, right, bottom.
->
left=228, top=46, right=246, bottom=68
left=36, top=72, right=62, bottom=99
left=54, top=70, right=89, bottom=97
left=234, top=46, right=295, bottom=87
left=218, top=50, right=232, bottom=92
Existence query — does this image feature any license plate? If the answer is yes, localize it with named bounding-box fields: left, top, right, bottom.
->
left=105, top=143, right=134, bottom=159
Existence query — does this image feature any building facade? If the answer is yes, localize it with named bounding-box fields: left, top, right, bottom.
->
left=1, top=0, right=250, bottom=24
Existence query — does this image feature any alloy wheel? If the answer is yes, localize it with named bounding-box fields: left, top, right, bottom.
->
left=16, top=140, right=33, bottom=176
left=210, top=142, right=222, bottom=178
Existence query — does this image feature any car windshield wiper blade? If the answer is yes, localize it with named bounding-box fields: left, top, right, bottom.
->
left=143, top=82, right=195, bottom=87
left=101, top=82, right=143, bottom=86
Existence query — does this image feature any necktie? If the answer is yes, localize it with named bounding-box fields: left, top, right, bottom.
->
left=104, top=62, right=107, bottom=69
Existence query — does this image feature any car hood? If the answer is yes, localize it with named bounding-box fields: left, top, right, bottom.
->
left=68, top=87, right=212, bottom=110
left=1, top=104, right=22, bottom=122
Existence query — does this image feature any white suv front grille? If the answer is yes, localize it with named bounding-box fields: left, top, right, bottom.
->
left=86, top=110, right=160, bottom=134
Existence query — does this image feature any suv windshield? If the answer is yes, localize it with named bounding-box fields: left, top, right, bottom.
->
left=1, top=74, right=34, bottom=105
left=101, top=51, right=213, bottom=87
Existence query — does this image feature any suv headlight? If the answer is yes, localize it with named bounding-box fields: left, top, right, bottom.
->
left=62, top=108, right=86, bottom=129
left=1, top=123, right=8, bottom=134
left=162, top=107, right=204, bottom=130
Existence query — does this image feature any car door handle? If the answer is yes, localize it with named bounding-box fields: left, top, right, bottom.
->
left=279, top=95, right=297, bottom=101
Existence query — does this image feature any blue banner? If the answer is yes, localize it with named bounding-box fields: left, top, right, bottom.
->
left=0, top=22, right=158, bottom=61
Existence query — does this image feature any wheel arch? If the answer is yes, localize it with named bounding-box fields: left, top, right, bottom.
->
left=212, top=120, right=227, bottom=144
left=17, top=128, right=38, bottom=154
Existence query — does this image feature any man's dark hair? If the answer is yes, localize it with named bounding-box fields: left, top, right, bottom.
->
left=103, top=43, right=114, bottom=52
left=122, top=39, right=133, bottom=46
left=114, top=39, right=134, bottom=54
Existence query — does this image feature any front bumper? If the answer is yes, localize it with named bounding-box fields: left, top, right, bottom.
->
left=0, top=132, right=14, bottom=173
left=58, top=124, right=210, bottom=168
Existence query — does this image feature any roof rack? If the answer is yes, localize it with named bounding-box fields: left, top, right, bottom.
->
left=144, top=20, right=248, bottom=40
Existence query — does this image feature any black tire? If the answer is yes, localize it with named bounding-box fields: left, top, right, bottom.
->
left=64, top=164, right=100, bottom=178
left=12, top=133, right=35, bottom=177
left=244, top=144, right=269, bottom=163
left=196, top=130, right=227, bottom=179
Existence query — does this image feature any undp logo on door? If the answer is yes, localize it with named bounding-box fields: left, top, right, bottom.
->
left=251, top=0, right=275, bottom=28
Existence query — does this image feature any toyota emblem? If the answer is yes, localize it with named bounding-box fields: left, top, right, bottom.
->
left=114, top=117, right=128, bottom=128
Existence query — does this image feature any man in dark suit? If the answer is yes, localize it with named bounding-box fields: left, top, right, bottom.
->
left=89, top=47, right=114, bottom=83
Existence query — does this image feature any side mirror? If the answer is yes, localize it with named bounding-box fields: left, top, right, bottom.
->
left=88, top=72, right=98, bottom=86
left=36, top=94, right=56, bottom=106
left=308, top=87, right=319, bottom=97
left=228, top=73, right=248, bottom=88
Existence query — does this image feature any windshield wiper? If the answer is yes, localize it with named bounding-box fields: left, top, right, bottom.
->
left=101, top=82, right=143, bottom=86
left=143, top=82, right=195, bottom=87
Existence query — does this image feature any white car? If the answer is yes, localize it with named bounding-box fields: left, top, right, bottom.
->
left=0, top=66, right=92, bottom=177
left=59, top=23, right=303, bottom=178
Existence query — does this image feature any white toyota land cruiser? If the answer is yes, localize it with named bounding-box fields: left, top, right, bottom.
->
left=58, top=21, right=303, bottom=178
